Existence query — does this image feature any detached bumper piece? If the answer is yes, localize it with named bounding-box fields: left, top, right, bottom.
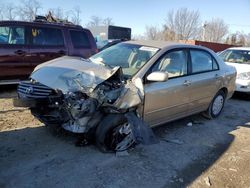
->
left=14, top=98, right=47, bottom=108
left=13, top=97, right=62, bottom=108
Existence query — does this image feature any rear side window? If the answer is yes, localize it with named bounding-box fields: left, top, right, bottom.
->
left=31, top=27, right=64, bottom=46
left=70, top=30, right=91, bottom=48
left=190, top=50, right=218, bottom=73
left=0, top=26, right=25, bottom=45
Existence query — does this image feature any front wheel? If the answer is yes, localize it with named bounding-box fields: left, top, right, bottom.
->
left=203, top=90, right=226, bottom=119
left=95, top=114, right=136, bottom=152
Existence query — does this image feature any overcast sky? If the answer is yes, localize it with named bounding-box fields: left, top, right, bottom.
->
left=2, top=0, right=250, bottom=36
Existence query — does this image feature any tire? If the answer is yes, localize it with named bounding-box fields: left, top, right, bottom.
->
left=203, top=90, right=226, bottom=119
left=95, top=114, right=135, bottom=153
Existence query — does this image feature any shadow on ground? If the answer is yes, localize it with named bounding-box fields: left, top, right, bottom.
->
left=0, top=85, right=17, bottom=99
left=0, top=96, right=249, bottom=187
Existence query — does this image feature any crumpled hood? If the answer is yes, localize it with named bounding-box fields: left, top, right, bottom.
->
left=31, top=56, right=121, bottom=93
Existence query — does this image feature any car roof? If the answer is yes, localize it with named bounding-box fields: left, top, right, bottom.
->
left=124, top=40, right=210, bottom=51
left=0, top=20, right=83, bottom=29
left=227, top=47, right=250, bottom=51
left=124, top=40, right=179, bottom=48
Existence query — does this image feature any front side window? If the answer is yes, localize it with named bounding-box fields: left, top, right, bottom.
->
left=190, top=50, right=218, bottom=73
left=219, top=49, right=250, bottom=64
left=151, top=50, right=188, bottom=78
left=70, top=30, right=90, bottom=48
left=0, top=26, right=25, bottom=45
left=31, top=27, right=64, bottom=46
left=90, top=43, right=159, bottom=77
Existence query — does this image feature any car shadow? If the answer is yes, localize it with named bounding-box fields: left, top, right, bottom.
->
left=232, top=91, right=250, bottom=101
left=0, top=85, right=18, bottom=99
left=152, top=97, right=250, bottom=187
left=153, top=115, right=236, bottom=188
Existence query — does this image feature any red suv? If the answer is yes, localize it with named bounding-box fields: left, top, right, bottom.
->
left=0, top=20, right=97, bottom=84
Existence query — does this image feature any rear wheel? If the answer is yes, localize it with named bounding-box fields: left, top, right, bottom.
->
left=95, top=114, right=136, bottom=152
left=203, top=90, right=225, bottom=119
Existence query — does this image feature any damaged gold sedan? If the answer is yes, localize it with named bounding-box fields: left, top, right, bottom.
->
left=13, top=41, right=236, bottom=152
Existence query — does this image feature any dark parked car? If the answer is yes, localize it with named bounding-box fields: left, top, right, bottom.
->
left=0, top=20, right=97, bottom=85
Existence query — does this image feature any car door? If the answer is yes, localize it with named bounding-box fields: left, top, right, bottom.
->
left=27, top=26, right=67, bottom=70
left=0, top=24, right=30, bottom=81
left=143, top=49, right=191, bottom=126
left=186, top=49, right=222, bottom=113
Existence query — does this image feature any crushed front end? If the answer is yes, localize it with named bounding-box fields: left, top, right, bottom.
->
left=13, top=56, right=157, bottom=152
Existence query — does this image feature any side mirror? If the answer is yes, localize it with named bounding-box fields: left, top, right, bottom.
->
left=147, top=71, right=168, bottom=82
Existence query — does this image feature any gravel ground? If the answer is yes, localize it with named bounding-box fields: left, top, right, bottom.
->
left=0, top=89, right=249, bottom=188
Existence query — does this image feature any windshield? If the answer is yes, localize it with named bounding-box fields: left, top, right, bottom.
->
left=90, top=43, right=159, bottom=77
left=219, top=49, right=250, bottom=64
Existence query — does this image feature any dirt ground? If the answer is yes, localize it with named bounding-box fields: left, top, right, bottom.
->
left=0, top=88, right=250, bottom=188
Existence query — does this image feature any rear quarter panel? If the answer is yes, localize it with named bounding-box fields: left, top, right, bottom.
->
left=214, top=53, right=236, bottom=99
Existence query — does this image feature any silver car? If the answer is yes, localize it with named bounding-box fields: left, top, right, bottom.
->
left=14, top=40, right=236, bottom=152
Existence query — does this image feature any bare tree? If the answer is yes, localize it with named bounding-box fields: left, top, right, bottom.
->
left=0, top=5, right=5, bottom=20
left=103, top=17, right=113, bottom=26
left=70, top=6, right=82, bottom=25
left=164, top=8, right=201, bottom=41
left=162, top=26, right=176, bottom=41
left=86, top=16, right=115, bottom=28
left=145, top=25, right=158, bottom=40
left=245, top=33, right=250, bottom=47
left=145, top=25, right=163, bottom=40
left=50, top=7, right=65, bottom=20
left=231, top=34, right=237, bottom=45
left=203, top=18, right=228, bottom=42
left=47, top=7, right=82, bottom=25
left=18, top=0, right=42, bottom=21
left=132, top=34, right=146, bottom=40
left=0, top=3, right=17, bottom=20
left=5, top=3, right=17, bottom=20
left=86, top=16, right=103, bottom=27
left=238, top=33, right=246, bottom=46
left=47, top=7, right=73, bottom=22
left=226, top=32, right=250, bottom=46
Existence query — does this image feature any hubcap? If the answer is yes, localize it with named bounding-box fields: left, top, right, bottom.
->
left=212, top=95, right=224, bottom=115
left=109, top=123, right=135, bottom=151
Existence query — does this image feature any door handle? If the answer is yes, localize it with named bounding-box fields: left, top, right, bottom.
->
left=58, top=50, right=66, bottom=55
left=183, top=80, right=191, bottom=86
left=14, top=50, right=26, bottom=55
left=214, top=74, right=220, bottom=79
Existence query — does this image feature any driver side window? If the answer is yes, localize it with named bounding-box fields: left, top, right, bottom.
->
left=151, top=50, right=188, bottom=78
